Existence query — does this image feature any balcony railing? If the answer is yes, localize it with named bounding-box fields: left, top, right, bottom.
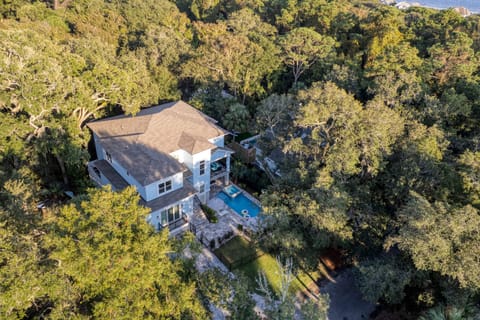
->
left=160, top=213, right=189, bottom=232
left=211, top=167, right=228, bottom=180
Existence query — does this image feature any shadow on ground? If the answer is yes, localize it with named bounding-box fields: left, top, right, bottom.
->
left=320, top=268, right=376, bottom=320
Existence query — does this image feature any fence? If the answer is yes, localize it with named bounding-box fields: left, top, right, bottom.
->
left=215, top=247, right=265, bottom=271
left=228, top=141, right=256, bottom=164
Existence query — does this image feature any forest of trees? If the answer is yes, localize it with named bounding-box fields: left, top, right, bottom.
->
left=1, top=0, right=480, bottom=318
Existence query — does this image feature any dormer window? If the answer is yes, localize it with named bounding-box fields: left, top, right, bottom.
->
left=199, top=161, right=206, bottom=175
left=106, top=151, right=112, bottom=163
left=159, top=180, right=172, bottom=194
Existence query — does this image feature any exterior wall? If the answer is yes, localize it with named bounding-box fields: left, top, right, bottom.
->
left=181, top=196, right=194, bottom=216
left=183, top=152, right=194, bottom=171
left=146, top=195, right=194, bottom=231
left=88, top=163, right=111, bottom=187
left=92, top=132, right=228, bottom=207
left=170, top=149, right=189, bottom=164
left=170, top=149, right=194, bottom=172
left=144, top=171, right=183, bottom=202
left=192, top=149, right=211, bottom=203
left=93, top=133, right=104, bottom=160
left=208, top=135, right=225, bottom=148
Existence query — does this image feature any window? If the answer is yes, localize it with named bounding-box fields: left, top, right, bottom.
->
left=159, top=204, right=181, bottom=228
left=158, top=180, right=172, bottom=194
left=105, top=151, right=112, bottom=163
left=199, top=183, right=205, bottom=193
left=168, top=205, right=180, bottom=222
left=199, top=160, right=206, bottom=175
left=160, top=210, right=168, bottom=227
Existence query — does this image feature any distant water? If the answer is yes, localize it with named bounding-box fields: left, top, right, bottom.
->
left=406, top=0, right=480, bottom=13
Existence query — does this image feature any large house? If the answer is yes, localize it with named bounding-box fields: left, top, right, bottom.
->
left=87, top=101, right=233, bottom=232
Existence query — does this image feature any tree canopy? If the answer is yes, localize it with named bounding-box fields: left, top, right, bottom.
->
left=1, top=0, right=480, bottom=318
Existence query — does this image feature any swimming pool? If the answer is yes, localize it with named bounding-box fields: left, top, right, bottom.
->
left=217, top=191, right=261, bottom=218
left=223, top=185, right=242, bottom=198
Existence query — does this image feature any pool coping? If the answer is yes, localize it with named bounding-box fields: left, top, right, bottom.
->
left=208, top=183, right=261, bottom=231
left=231, top=183, right=262, bottom=208
left=223, top=185, right=242, bottom=198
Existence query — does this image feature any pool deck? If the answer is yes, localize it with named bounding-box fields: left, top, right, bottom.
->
left=209, top=184, right=260, bottom=227
left=190, top=184, right=260, bottom=250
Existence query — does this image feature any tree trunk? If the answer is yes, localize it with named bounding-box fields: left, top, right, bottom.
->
left=293, top=69, right=299, bottom=87
left=55, top=153, right=69, bottom=186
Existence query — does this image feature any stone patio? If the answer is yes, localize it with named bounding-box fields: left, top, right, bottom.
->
left=187, top=186, right=267, bottom=320
left=190, top=184, right=259, bottom=250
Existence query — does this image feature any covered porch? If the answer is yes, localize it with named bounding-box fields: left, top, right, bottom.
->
left=210, top=146, right=233, bottom=186
left=141, top=185, right=196, bottom=234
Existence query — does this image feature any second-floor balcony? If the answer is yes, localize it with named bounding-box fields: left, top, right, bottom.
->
left=159, top=212, right=189, bottom=232
left=210, top=160, right=228, bottom=180
left=211, top=146, right=233, bottom=162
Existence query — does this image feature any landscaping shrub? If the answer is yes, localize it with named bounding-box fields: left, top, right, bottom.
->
left=223, top=232, right=230, bottom=241
left=200, top=204, right=218, bottom=223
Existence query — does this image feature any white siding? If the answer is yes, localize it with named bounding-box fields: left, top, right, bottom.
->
left=146, top=196, right=194, bottom=231
left=92, top=133, right=227, bottom=206
left=208, top=135, right=225, bottom=148
left=144, top=172, right=183, bottom=202
left=88, top=164, right=111, bottom=187
left=183, top=152, right=194, bottom=172
left=170, top=149, right=189, bottom=164
left=93, top=133, right=104, bottom=160
left=170, top=149, right=195, bottom=172
left=192, top=149, right=212, bottom=203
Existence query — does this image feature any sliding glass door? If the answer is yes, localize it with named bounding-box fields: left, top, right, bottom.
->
left=159, top=204, right=182, bottom=227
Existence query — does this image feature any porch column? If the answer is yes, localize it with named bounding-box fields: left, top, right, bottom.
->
left=226, top=155, right=230, bottom=185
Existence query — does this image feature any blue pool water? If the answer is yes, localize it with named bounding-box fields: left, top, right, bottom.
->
left=217, top=191, right=261, bottom=218
left=223, top=185, right=241, bottom=198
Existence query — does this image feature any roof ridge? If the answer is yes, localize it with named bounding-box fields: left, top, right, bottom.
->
left=177, top=131, right=195, bottom=153
left=141, top=113, right=155, bottom=136
left=177, top=100, right=219, bottom=124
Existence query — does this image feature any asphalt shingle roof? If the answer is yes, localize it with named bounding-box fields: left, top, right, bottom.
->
left=87, top=101, right=228, bottom=186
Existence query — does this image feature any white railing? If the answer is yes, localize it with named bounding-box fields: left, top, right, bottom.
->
left=211, top=167, right=227, bottom=180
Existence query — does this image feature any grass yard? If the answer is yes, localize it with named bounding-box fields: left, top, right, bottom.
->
left=237, top=253, right=323, bottom=294
left=214, top=236, right=324, bottom=295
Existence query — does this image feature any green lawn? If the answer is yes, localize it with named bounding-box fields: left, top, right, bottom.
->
left=214, top=235, right=260, bottom=269
left=214, top=236, right=323, bottom=295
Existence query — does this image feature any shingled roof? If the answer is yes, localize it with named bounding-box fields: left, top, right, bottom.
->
left=87, top=101, right=228, bottom=186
